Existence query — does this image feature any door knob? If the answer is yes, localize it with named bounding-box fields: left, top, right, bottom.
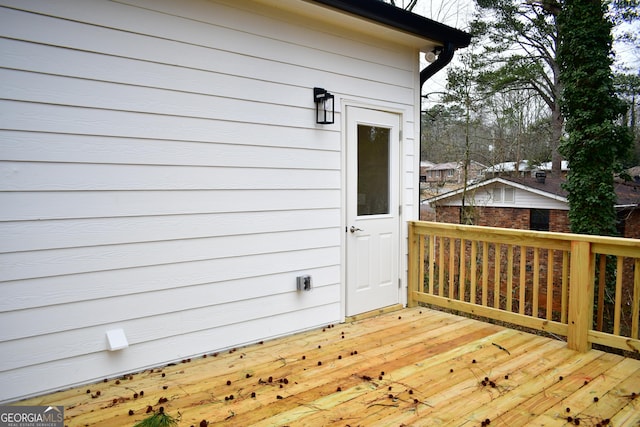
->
left=349, top=226, right=363, bottom=233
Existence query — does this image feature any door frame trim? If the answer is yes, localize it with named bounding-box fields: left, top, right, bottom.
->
left=340, top=100, right=406, bottom=321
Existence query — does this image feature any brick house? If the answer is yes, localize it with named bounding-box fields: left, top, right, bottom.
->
left=425, top=173, right=640, bottom=237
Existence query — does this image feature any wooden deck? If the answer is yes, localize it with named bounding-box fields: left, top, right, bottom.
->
left=16, top=308, right=640, bottom=426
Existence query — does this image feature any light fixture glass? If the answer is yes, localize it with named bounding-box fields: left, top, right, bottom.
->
left=424, top=51, right=437, bottom=63
left=424, top=48, right=442, bottom=63
left=314, top=87, right=334, bottom=124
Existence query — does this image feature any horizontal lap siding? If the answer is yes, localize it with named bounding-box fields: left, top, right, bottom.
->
left=0, top=0, right=417, bottom=402
left=2, top=275, right=341, bottom=369
left=0, top=189, right=340, bottom=220
left=448, top=186, right=569, bottom=209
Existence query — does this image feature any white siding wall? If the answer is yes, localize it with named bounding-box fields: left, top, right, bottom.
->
left=0, top=0, right=419, bottom=402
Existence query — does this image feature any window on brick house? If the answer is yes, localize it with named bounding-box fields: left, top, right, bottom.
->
left=530, top=209, right=550, bottom=231
left=504, top=187, right=515, bottom=202
left=492, top=187, right=515, bottom=203
left=493, top=187, right=502, bottom=202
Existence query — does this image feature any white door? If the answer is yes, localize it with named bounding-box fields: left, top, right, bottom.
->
left=346, top=106, right=400, bottom=316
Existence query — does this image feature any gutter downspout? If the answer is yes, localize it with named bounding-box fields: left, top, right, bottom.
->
left=419, top=41, right=456, bottom=219
left=420, top=41, right=455, bottom=88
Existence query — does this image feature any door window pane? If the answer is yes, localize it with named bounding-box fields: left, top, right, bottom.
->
left=358, top=124, right=390, bottom=215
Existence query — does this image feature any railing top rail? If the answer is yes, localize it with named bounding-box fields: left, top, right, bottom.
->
left=410, top=220, right=640, bottom=250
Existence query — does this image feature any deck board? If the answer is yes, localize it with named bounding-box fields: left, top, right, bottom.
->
left=13, top=307, right=640, bottom=426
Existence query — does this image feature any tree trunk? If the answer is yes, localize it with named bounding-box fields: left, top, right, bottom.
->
left=551, top=101, right=563, bottom=173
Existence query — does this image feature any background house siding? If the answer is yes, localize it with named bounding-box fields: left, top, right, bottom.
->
left=439, top=185, right=568, bottom=210
left=0, top=0, right=419, bottom=402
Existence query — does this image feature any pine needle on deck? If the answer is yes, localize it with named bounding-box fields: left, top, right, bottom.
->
left=14, top=308, right=640, bottom=426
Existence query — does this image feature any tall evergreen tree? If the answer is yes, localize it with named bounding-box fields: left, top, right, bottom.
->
left=558, top=0, right=632, bottom=235
left=471, top=0, right=564, bottom=172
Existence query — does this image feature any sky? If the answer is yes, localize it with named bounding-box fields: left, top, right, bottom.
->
left=401, top=0, right=639, bottom=102
left=612, top=21, right=640, bottom=73
left=409, top=0, right=476, bottom=102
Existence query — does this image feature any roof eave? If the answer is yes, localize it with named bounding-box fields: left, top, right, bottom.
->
left=308, top=0, right=471, bottom=49
left=426, top=177, right=569, bottom=205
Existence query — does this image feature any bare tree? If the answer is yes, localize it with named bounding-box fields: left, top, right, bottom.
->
left=385, top=0, right=419, bottom=12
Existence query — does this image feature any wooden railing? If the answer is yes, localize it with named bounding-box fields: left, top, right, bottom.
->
left=407, top=221, right=640, bottom=354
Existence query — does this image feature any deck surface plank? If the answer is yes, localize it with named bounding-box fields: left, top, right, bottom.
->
left=13, top=307, right=640, bottom=426
left=496, top=351, right=624, bottom=425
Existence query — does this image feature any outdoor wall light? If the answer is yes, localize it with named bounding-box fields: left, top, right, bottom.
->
left=314, top=87, right=334, bottom=124
left=424, top=48, right=442, bottom=63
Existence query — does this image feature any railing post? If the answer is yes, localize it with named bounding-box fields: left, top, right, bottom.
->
left=567, top=240, right=594, bottom=352
left=407, top=221, right=419, bottom=308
